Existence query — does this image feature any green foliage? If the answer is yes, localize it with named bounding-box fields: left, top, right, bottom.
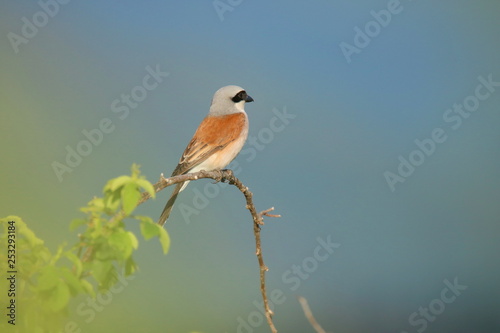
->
left=0, top=164, right=168, bottom=333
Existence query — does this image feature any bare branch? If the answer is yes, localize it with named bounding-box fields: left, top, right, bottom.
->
left=140, top=169, right=280, bottom=333
left=138, top=170, right=227, bottom=205
left=297, top=296, right=328, bottom=333
left=260, top=207, right=282, bottom=218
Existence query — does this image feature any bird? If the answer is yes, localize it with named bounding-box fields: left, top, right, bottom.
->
left=157, top=85, right=254, bottom=226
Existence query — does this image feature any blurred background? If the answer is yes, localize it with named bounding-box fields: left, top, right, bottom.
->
left=1, top=1, right=499, bottom=332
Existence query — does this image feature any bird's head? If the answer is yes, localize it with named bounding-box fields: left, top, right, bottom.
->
left=209, top=85, right=254, bottom=115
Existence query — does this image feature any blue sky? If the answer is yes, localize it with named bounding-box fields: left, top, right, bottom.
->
left=1, top=1, right=500, bottom=332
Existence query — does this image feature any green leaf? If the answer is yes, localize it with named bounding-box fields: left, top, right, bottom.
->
left=50, top=243, right=66, bottom=265
left=130, top=163, right=141, bottom=178
left=82, top=197, right=106, bottom=215
left=92, top=260, right=113, bottom=286
left=69, top=218, right=87, bottom=231
left=65, top=252, right=83, bottom=277
left=121, top=182, right=140, bottom=215
left=46, top=281, right=71, bottom=312
left=81, top=279, right=96, bottom=298
left=128, top=231, right=139, bottom=250
left=136, top=178, right=155, bottom=199
left=37, top=266, right=60, bottom=291
left=108, top=230, right=133, bottom=259
left=88, top=218, right=105, bottom=238
left=92, top=259, right=118, bottom=290
left=158, top=227, right=170, bottom=254
left=140, top=218, right=160, bottom=240
left=103, top=190, right=121, bottom=212
left=15, top=217, right=44, bottom=247
left=125, top=257, right=138, bottom=276
left=138, top=216, right=169, bottom=253
left=104, top=175, right=131, bottom=192
left=90, top=197, right=105, bottom=210
left=60, top=267, right=84, bottom=295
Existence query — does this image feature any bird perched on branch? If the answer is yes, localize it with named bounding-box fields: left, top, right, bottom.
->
left=158, top=85, right=254, bottom=226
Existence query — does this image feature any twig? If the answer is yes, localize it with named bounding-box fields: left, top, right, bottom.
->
left=260, top=207, right=281, bottom=218
left=225, top=174, right=280, bottom=333
left=138, top=170, right=228, bottom=205
left=141, top=169, right=280, bottom=333
left=297, top=296, right=328, bottom=333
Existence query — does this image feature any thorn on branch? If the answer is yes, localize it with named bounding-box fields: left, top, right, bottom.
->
left=259, top=207, right=282, bottom=219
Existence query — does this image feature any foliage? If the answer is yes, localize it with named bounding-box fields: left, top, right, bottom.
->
left=0, top=164, right=169, bottom=333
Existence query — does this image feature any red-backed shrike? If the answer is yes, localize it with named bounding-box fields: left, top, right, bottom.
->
left=158, top=85, right=254, bottom=226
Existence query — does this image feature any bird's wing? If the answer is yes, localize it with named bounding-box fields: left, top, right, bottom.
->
left=171, top=112, right=247, bottom=176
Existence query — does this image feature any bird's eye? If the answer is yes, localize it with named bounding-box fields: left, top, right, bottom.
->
left=232, top=91, right=247, bottom=103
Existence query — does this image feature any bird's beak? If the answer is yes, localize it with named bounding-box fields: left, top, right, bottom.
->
left=245, top=95, right=254, bottom=103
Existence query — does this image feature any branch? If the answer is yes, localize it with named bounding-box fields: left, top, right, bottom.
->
left=297, top=296, right=328, bottom=333
left=138, top=170, right=221, bottom=204
left=140, top=169, right=280, bottom=333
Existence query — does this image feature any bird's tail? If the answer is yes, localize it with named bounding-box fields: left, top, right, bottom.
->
left=158, top=182, right=184, bottom=226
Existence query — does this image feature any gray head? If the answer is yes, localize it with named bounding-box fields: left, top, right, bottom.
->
left=208, top=85, right=254, bottom=116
